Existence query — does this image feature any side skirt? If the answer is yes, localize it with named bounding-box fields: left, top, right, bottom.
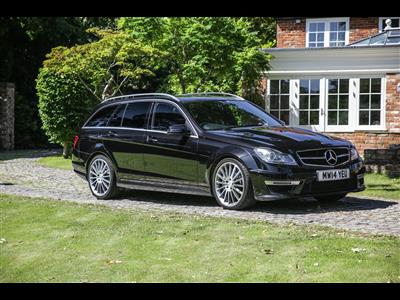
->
left=116, top=179, right=212, bottom=197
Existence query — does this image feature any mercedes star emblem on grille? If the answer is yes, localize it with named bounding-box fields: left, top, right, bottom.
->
left=324, top=150, right=337, bottom=165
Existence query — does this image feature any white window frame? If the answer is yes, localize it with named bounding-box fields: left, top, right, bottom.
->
left=266, top=75, right=386, bottom=133
left=306, top=18, right=350, bottom=48
left=379, top=17, right=400, bottom=32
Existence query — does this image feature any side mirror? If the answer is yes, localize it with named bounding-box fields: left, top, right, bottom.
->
left=167, top=124, right=190, bottom=135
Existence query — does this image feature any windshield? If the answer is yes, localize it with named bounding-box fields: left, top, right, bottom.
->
left=182, top=100, right=283, bottom=131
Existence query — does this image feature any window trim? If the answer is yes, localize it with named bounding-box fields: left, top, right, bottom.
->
left=379, top=17, right=400, bottom=32
left=306, top=17, right=350, bottom=48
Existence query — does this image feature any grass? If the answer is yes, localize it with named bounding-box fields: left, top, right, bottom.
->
left=351, top=173, right=400, bottom=200
left=0, top=149, right=57, bottom=161
left=37, top=155, right=72, bottom=170
left=0, top=194, right=399, bottom=283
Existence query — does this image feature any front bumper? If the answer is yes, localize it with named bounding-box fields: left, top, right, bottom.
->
left=249, top=161, right=366, bottom=201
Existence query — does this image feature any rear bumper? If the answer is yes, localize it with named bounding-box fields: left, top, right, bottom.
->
left=249, top=161, right=366, bottom=201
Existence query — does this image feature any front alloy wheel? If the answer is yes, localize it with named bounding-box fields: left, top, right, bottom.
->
left=88, top=155, right=119, bottom=199
left=212, top=158, right=256, bottom=210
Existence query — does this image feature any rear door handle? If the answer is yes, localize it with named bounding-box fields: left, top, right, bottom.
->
left=107, top=130, right=119, bottom=137
left=147, top=136, right=158, bottom=143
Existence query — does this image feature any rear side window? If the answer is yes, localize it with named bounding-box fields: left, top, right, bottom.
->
left=108, top=104, right=126, bottom=127
left=85, top=105, right=117, bottom=127
left=152, top=103, right=186, bottom=131
left=122, top=102, right=152, bottom=129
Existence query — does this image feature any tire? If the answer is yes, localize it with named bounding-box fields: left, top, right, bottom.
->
left=314, top=193, right=347, bottom=202
left=87, top=154, right=119, bottom=199
left=211, top=158, right=256, bottom=210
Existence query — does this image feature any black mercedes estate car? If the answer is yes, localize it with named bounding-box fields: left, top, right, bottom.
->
left=72, top=92, right=365, bottom=210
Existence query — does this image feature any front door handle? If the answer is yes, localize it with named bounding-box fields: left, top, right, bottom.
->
left=147, top=136, right=158, bottom=143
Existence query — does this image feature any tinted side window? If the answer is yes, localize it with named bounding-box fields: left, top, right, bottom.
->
left=152, top=103, right=186, bottom=131
left=108, top=104, right=126, bottom=127
left=85, top=105, right=117, bottom=127
left=122, top=102, right=152, bottom=129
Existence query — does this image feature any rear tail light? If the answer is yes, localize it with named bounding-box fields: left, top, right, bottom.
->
left=73, top=135, right=79, bottom=150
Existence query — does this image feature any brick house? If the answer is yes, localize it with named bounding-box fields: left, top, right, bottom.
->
left=262, top=17, right=400, bottom=155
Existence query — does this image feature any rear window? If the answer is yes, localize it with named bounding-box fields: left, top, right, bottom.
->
left=122, top=102, right=152, bottom=129
left=108, top=104, right=126, bottom=127
left=85, top=105, right=117, bottom=127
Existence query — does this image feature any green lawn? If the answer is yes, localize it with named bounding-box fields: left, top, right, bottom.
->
left=0, top=194, right=398, bottom=283
left=37, top=155, right=72, bottom=170
left=351, top=173, right=400, bottom=200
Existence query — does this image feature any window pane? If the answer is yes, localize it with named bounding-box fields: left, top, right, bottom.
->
left=330, top=32, right=337, bottom=41
left=281, top=111, right=290, bottom=125
left=338, top=32, right=345, bottom=41
left=300, top=95, right=308, bottom=109
left=310, top=95, right=319, bottom=109
left=371, top=78, right=381, bottom=93
left=86, top=105, right=117, bottom=127
left=280, top=95, right=289, bottom=109
left=330, top=22, right=338, bottom=31
left=317, top=23, right=325, bottom=31
left=328, top=95, right=337, bottom=109
left=371, top=95, right=381, bottom=109
left=280, top=80, right=290, bottom=94
left=108, top=104, right=126, bottom=127
left=299, top=111, right=308, bottom=125
left=328, top=111, right=337, bottom=125
left=270, top=80, right=279, bottom=94
left=123, top=102, right=152, bottom=129
left=310, top=80, right=320, bottom=93
left=300, top=80, right=309, bottom=93
left=339, top=79, right=349, bottom=93
left=310, top=111, right=319, bottom=125
left=317, top=33, right=324, bottom=41
left=310, top=23, right=316, bottom=32
left=328, top=79, right=338, bottom=93
left=360, top=79, right=370, bottom=93
left=309, top=33, right=316, bottom=42
left=270, top=95, right=279, bottom=109
left=339, top=22, right=346, bottom=31
left=371, top=111, right=380, bottom=125
left=270, top=110, right=280, bottom=119
left=359, top=111, right=369, bottom=125
left=360, top=95, right=369, bottom=109
left=316, top=42, right=324, bottom=47
left=339, top=95, right=348, bottom=109
left=309, top=43, right=316, bottom=48
left=152, top=103, right=185, bottom=131
left=339, top=111, right=348, bottom=125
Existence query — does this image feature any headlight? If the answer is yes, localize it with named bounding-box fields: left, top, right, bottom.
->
left=254, top=147, right=297, bottom=165
left=350, top=147, right=359, bottom=161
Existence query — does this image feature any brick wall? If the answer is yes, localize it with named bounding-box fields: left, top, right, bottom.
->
left=0, top=83, right=15, bottom=150
left=276, top=17, right=379, bottom=48
left=349, top=17, right=379, bottom=43
left=330, top=74, right=400, bottom=156
left=276, top=18, right=306, bottom=48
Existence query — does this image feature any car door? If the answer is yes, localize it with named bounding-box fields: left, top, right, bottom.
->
left=143, top=101, right=200, bottom=186
left=103, top=101, right=152, bottom=181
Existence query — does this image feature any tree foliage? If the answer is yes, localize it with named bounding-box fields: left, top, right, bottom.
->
left=118, top=17, right=273, bottom=103
left=36, top=30, right=164, bottom=156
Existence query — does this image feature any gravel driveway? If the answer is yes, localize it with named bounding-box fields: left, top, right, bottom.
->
left=0, top=151, right=399, bottom=236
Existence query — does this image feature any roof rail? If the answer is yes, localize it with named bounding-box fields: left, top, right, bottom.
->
left=101, top=93, right=180, bottom=103
left=178, top=92, right=245, bottom=100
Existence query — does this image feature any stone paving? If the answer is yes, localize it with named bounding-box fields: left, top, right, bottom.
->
left=0, top=151, right=399, bottom=236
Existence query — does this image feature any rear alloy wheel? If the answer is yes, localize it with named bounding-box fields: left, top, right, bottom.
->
left=88, top=155, right=119, bottom=199
left=212, top=158, right=256, bottom=210
left=314, top=193, right=347, bottom=202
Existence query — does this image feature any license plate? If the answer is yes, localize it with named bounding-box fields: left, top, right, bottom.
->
left=316, top=169, right=350, bottom=182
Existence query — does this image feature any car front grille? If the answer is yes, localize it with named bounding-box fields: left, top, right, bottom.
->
left=296, top=147, right=350, bottom=167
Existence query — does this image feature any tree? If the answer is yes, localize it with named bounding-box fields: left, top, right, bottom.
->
left=118, top=17, right=273, bottom=104
left=36, top=30, right=165, bottom=157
